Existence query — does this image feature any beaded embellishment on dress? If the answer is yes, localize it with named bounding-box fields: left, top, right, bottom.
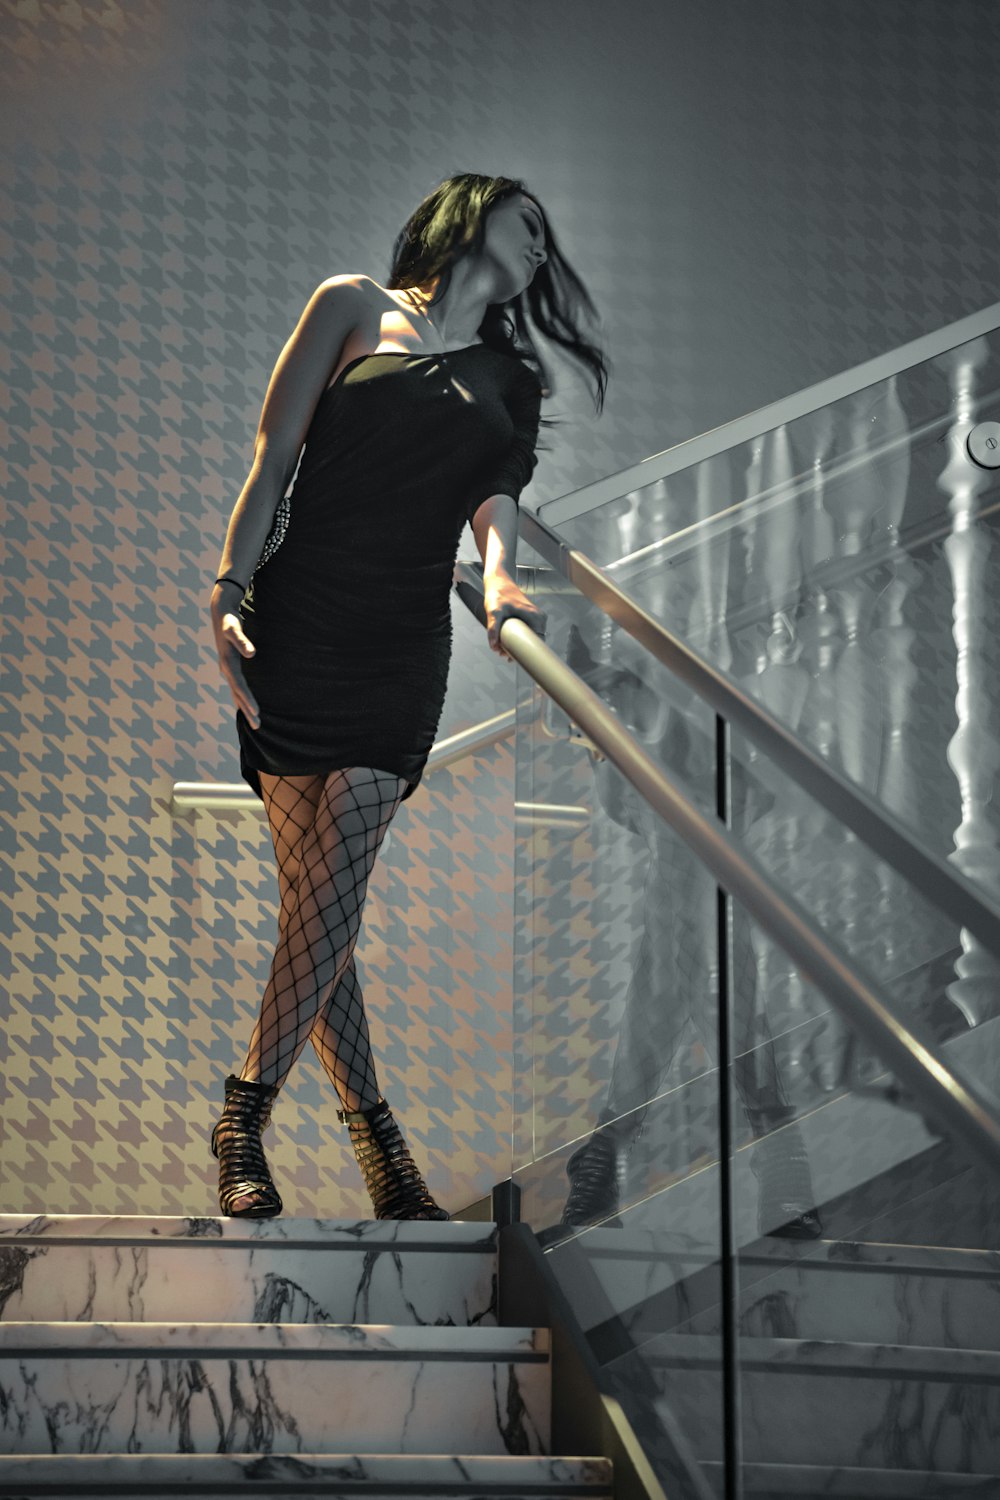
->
left=241, top=492, right=290, bottom=612
left=255, top=492, right=290, bottom=574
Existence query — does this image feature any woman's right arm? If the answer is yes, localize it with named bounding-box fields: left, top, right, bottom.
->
left=212, top=273, right=370, bottom=728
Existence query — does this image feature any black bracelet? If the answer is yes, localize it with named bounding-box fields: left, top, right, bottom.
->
left=214, top=574, right=246, bottom=590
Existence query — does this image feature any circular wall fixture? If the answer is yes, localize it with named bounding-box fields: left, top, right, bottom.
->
left=967, top=421, right=1000, bottom=469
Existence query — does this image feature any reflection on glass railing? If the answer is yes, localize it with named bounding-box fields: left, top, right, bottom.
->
left=536, top=326, right=1000, bottom=1089
left=511, top=580, right=831, bottom=1250
left=935, top=341, right=1000, bottom=1031
left=512, top=315, right=1000, bottom=1499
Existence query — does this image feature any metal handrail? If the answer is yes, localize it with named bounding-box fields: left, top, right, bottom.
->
left=516, top=512, right=1000, bottom=961
left=537, top=298, right=1000, bottom=526
left=453, top=565, right=1000, bottom=1173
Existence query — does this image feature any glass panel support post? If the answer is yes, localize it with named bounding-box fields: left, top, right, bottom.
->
left=716, top=713, right=743, bottom=1498
left=492, top=1177, right=522, bottom=1227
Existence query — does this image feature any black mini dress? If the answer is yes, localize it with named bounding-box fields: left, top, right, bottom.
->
left=235, top=343, right=543, bottom=803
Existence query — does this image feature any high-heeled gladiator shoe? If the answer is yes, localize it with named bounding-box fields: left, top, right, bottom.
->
left=560, top=1129, right=626, bottom=1230
left=534, top=1109, right=635, bottom=1248
left=751, top=1121, right=823, bottom=1240
left=338, top=1096, right=449, bottom=1220
left=211, top=1073, right=283, bottom=1218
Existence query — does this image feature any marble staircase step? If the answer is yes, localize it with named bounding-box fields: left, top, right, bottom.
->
left=651, top=1330, right=1000, bottom=1380
left=0, top=1321, right=550, bottom=1457
left=0, top=1216, right=497, bottom=1327
left=685, top=1240, right=1000, bottom=1349
left=645, top=1334, right=1000, bottom=1470
left=0, top=1452, right=614, bottom=1498
left=544, top=1229, right=1000, bottom=1362
left=700, top=1460, right=1000, bottom=1497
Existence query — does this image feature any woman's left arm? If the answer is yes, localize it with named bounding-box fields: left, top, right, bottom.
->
left=471, top=492, right=547, bottom=661
left=466, top=366, right=547, bottom=660
left=471, top=491, right=517, bottom=580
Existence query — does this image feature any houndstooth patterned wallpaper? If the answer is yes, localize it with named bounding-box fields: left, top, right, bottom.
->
left=2, top=0, right=999, bottom=1218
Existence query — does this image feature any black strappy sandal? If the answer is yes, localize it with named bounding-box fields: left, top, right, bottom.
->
left=339, top=1097, right=449, bottom=1220
left=211, top=1073, right=283, bottom=1218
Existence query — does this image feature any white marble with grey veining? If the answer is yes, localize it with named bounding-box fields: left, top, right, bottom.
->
left=644, top=1333, right=1000, bottom=1471
left=683, top=1240, right=1000, bottom=1350
left=0, top=1215, right=497, bottom=1244
left=0, top=1321, right=550, bottom=1456
left=0, top=1452, right=613, bottom=1498
left=0, top=1319, right=544, bottom=1356
left=0, top=1216, right=497, bottom=1327
left=701, top=1460, right=1000, bottom=1496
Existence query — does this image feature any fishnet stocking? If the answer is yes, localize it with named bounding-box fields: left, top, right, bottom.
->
left=240, top=766, right=408, bottom=1108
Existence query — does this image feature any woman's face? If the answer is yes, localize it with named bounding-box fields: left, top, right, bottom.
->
left=481, top=193, right=548, bottom=299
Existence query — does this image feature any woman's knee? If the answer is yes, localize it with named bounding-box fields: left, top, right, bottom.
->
left=321, top=765, right=406, bottom=811
left=315, top=767, right=405, bottom=844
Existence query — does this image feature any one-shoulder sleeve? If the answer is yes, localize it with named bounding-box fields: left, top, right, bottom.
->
left=466, top=362, right=543, bottom=525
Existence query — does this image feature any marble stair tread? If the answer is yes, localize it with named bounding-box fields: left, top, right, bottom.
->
left=0, top=1217, right=497, bottom=1327
left=544, top=1229, right=999, bottom=1325
left=0, top=1214, right=497, bottom=1246
left=746, top=1239, right=1000, bottom=1277
left=536, top=1229, right=1000, bottom=1269
left=701, top=1460, right=1000, bottom=1497
left=608, top=1081, right=942, bottom=1249
left=527, top=1225, right=1000, bottom=1369
left=641, top=1336, right=1000, bottom=1469
left=675, top=1239, right=1000, bottom=1349
left=0, top=1452, right=614, bottom=1496
left=645, top=1331, right=1000, bottom=1381
left=0, top=1323, right=551, bottom=1457
left=0, top=1320, right=548, bottom=1357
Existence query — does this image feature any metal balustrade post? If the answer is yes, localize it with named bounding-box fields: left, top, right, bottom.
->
left=716, top=712, right=743, bottom=1499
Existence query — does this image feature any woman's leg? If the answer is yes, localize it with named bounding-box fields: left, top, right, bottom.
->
left=308, top=955, right=381, bottom=1113
left=243, top=765, right=408, bottom=1095
left=226, top=762, right=444, bottom=1220
left=256, top=770, right=389, bottom=1112
left=260, top=769, right=326, bottom=936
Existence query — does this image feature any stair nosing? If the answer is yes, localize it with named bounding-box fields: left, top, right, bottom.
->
left=700, top=1458, right=1000, bottom=1495
left=648, top=1332, right=1000, bottom=1382
left=570, top=1234, right=1000, bottom=1279
left=0, top=1320, right=551, bottom=1361
left=0, top=1214, right=498, bottom=1251
left=0, top=1451, right=614, bottom=1496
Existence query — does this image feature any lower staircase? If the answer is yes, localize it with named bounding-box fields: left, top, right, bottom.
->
left=563, top=1128, right=1000, bottom=1497
left=644, top=1236, right=1000, bottom=1496
left=0, top=1214, right=613, bottom=1498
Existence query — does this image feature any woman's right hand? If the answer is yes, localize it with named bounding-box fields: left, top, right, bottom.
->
left=211, top=580, right=260, bottom=729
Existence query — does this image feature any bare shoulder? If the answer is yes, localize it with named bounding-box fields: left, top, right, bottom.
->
left=314, top=272, right=373, bottom=306
left=314, top=273, right=396, bottom=327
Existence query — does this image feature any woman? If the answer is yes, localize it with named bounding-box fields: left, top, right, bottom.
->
left=209, top=172, right=609, bottom=1221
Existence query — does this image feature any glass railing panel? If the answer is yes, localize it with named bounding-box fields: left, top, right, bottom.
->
left=534, top=826, right=999, bottom=1496
left=728, top=895, right=1000, bottom=1253
left=727, top=725, right=1000, bottom=1111
left=539, top=323, right=1000, bottom=932
left=506, top=520, right=1000, bottom=1494
left=510, top=551, right=731, bottom=1488
left=551, top=321, right=1000, bottom=566
left=511, top=540, right=726, bottom=1183
left=725, top=896, right=999, bottom=1489
left=609, top=871, right=1000, bottom=1496
left=507, top=314, right=1000, bottom=1490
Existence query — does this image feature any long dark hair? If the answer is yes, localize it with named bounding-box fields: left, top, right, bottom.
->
left=386, top=172, right=610, bottom=442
